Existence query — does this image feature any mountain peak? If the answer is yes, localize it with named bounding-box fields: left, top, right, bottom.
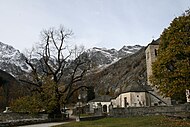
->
left=0, top=41, right=19, bottom=54
left=0, top=41, right=143, bottom=77
left=0, top=41, right=29, bottom=76
left=86, top=45, right=143, bottom=69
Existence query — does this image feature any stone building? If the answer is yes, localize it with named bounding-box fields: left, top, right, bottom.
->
left=145, top=39, right=171, bottom=105
left=110, top=39, right=172, bottom=108
left=88, top=95, right=112, bottom=113
left=111, top=83, right=152, bottom=108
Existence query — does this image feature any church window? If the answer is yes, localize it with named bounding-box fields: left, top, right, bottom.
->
left=124, top=97, right=128, bottom=107
left=103, top=105, right=107, bottom=112
left=155, top=49, right=158, bottom=56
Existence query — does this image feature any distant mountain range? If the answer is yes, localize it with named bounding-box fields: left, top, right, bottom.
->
left=82, top=47, right=147, bottom=96
left=86, top=45, right=142, bottom=68
left=0, top=41, right=145, bottom=97
left=0, top=41, right=142, bottom=76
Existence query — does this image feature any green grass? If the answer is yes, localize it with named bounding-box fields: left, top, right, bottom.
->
left=55, top=115, right=190, bottom=127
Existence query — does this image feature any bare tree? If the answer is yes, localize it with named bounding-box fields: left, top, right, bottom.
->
left=19, top=26, right=90, bottom=114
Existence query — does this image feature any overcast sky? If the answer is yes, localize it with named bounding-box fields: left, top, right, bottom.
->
left=0, top=0, right=189, bottom=51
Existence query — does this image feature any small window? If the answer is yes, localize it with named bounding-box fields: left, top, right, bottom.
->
left=137, top=95, right=139, bottom=97
left=124, top=97, right=128, bottom=107
left=103, top=105, right=107, bottom=113
left=155, top=49, right=158, bottom=56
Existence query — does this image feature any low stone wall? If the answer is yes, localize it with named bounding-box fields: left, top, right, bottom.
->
left=0, top=112, right=48, bottom=127
left=109, top=104, right=190, bottom=117
left=80, top=116, right=106, bottom=121
left=0, top=112, right=48, bottom=122
left=0, top=118, right=49, bottom=127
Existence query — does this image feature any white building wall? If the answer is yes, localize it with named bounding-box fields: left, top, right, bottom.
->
left=114, top=92, right=147, bottom=108
left=88, top=101, right=111, bottom=113
left=186, top=90, right=190, bottom=102
left=131, top=92, right=146, bottom=107
left=100, top=102, right=111, bottom=112
left=120, top=93, right=130, bottom=107
left=115, top=95, right=121, bottom=107
left=110, top=98, right=117, bottom=108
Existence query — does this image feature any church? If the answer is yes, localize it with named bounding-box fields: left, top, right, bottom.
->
left=110, top=39, right=171, bottom=108
left=87, top=39, right=172, bottom=114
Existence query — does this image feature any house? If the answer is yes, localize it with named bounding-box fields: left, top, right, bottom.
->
left=88, top=95, right=112, bottom=113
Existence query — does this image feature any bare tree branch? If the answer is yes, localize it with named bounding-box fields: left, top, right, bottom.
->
left=65, top=85, right=89, bottom=104
left=21, top=26, right=89, bottom=114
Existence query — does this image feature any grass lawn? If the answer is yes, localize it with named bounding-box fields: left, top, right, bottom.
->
left=55, top=115, right=190, bottom=127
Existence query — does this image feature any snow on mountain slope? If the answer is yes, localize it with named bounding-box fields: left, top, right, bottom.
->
left=0, top=41, right=142, bottom=77
left=86, top=45, right=143, bottom=69
left=118, top=45, right=142, bottom=57
left=0, top=42, right=29, bottom=76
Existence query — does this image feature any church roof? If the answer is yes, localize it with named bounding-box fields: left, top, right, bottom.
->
left=125, top=83, right=153, bottom=92
left=150, top=38, right=160, bottom=45
left=145, top=38, right=160, bottom=50
left=89, top=95, right=112, bottom=102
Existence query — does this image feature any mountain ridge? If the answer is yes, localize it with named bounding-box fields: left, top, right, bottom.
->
left=82, top=47, right=147, bottom=96
left=0, top=42, right=29, bottom=77
left=0, top=41, right=142, bottom=76
left=0, top=41, right=145, bottom=97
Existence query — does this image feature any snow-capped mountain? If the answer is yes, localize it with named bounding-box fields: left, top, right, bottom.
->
left=0, top=41, right=142, bottom=77
left=118, top=45, right=142, bottom=57
left=0, top=42, right=29, bottom=76
left=86, top=45, right=142, bottom=68
left=0, top=41, right=145, bottom=98
left=82, top=47, right=147, bottom=96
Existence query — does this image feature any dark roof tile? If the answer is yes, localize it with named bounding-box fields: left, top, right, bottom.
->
left=89, top=95, right=112, bottom=102
left=125, top=83, right=153, bottom=92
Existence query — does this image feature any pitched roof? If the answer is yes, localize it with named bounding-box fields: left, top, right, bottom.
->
left=150, top=38, right=160, bottom=45
left=89, top=95, right=112, bottom=102
left=125, top=83, right=153, bottom=92
left=145, top=38, right=160, bottom=50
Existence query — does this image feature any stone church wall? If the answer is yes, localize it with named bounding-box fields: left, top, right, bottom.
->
left=109, top=104, right=190, bottom=117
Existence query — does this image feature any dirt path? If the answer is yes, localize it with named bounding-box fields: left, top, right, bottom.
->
left=18, top=122, right=69, bottom=127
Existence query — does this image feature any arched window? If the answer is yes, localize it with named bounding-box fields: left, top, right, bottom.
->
left=103, top=105, right=107, bottom=112
left=124, top=97, right=128, bottom=107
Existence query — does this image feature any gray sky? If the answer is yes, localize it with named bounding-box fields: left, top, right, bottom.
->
left=0, top=0, right=189, bottom=51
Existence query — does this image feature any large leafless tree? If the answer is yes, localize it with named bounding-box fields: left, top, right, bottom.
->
left=19, top=26, right=90, bottom=114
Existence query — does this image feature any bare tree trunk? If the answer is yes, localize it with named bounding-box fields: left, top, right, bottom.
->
left=18, top=26, right=90, bottom=115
